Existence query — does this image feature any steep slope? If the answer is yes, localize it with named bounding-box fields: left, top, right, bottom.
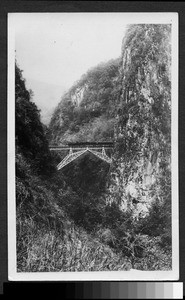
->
left=15, top=63, right=55, bottom=176
left=49, top=58, right=121, bottom=144
left=24, top=77, right=66, bottom=125
left=47, top=25, right=172, bottom=270
left=108, top=25, right=171, bottom=228
left=15, top=62, right=130, bottom=272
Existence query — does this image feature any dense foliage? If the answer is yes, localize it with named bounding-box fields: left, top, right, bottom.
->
left=15, top=62, right=131, bottom=272
left=15, top=63, right=55, bottom=176
left=106, top=24, right=172, bottom=252
left=49, top=58, right=121, bottom=144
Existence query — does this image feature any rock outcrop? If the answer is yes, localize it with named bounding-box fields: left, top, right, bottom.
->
left=49, top=58, right=121, bottom=144
left=107, top=24, right=171, bottom=218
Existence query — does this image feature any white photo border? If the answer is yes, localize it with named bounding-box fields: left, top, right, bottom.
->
left=8, top=12, right=179, bottom=281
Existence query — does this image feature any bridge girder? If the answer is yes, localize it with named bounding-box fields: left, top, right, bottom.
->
left=56, top=147, right=112, bottom=170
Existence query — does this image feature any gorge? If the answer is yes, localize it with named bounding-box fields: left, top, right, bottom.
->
left=16, top=24, right=172, bottom=272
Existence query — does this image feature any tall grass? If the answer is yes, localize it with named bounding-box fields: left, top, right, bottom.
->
left=16, top=153, right=172, bottom=272
left=132, top=236, right=172, bottom=271
left=17, top=216, right=131, bottom=272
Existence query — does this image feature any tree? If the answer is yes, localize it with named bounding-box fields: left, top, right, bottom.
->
left=15, top=62, right=55, bottom=175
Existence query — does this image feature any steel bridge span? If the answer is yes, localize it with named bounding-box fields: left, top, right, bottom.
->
left=49, top=142, right=114, bottom=170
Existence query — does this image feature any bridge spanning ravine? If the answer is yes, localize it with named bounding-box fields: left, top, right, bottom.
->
left=49, top=142, right=114, bottom=170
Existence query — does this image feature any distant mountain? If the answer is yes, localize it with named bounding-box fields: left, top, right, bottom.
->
left=24, top=78, right=67, bottom=125
left=41, top=106, right=55, bottom=126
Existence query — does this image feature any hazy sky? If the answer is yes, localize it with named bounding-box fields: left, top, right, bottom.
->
left=12, top=13, right=173, bottom=124
left=13, top=13, right=128, bottom=123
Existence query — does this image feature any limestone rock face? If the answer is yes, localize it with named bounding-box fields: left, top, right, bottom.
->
left=49, top=58, right=121, bottom=145
left=107, top=24, right=171, bottom=218
left=71, top=86, right=87, bottom=106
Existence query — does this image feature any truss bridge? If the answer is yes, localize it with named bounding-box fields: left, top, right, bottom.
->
left=49, top=142, right=114, bottom=170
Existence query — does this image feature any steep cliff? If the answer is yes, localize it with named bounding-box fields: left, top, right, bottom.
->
left=49, top=58, right=121, bottom=144
left=108, top=25, right=171, bottom=222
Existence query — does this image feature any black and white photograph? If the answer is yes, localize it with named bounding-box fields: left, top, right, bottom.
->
left=8, top=13, right=178, bottom=280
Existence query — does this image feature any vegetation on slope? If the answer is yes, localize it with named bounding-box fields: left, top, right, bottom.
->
left=47, top=25, right=172, bottom=270
left=15, top=62, right=130, bottom=272
left=16, top=64, right=55, bottom=176
left=106, top=24, right=172, bottom=260
left=49, top=58, right=121, bottom=144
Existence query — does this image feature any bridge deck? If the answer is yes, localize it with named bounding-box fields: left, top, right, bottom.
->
left=49, top=142, right=114, bottom=151
left=50, top=147, right=113, bottom=151
left=49, top=142, right=113, bottom=170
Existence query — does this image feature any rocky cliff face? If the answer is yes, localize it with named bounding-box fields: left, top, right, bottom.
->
left=108, top=24, right=171, bottom=218
left=49, top=58, right=121, bottom=144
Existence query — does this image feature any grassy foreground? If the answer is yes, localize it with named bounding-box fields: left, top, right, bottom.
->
left=17, top=215, right=131, bottom=272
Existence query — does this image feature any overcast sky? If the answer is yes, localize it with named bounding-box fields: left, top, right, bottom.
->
left=13, top=13, right=128, bottom=123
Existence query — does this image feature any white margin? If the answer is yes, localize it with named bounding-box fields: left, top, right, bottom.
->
left=8, top=12, right=179, bottom=281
